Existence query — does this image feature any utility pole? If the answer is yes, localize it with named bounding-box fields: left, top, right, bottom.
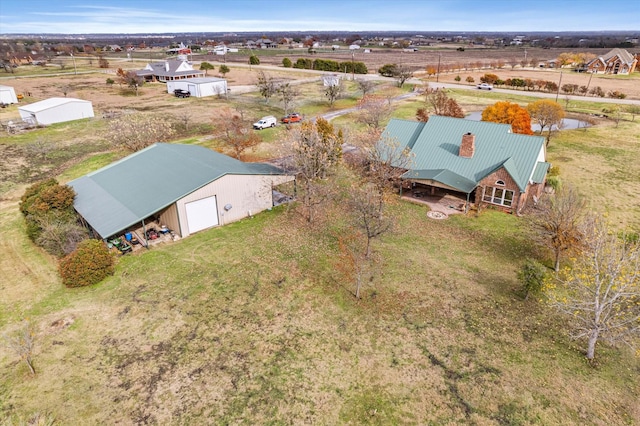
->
left=436, top=53, right=441, bottom=82
left=555, top=71, right=563, bottom=102
left=585, top=71, right=593, bottom=94
left=351, top=51, right=355, bottom=81
left=70, top=53, right=77, bottom=75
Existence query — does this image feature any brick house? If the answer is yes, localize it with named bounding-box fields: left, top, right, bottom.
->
left=586, top=48, right=638, bottom=75
left=381, top=116, right=549, bottom=214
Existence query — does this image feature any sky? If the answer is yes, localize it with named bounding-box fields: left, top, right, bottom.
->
left=0, top=0, right=638, bottom=34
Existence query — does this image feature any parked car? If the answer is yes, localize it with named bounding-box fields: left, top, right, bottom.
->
left=476, top=83, right=493, bottom=90
left=174, top=89, right=190, bottom=98
left=281, top=113, right=302, bottom=123
left=253, top=115, right=277, bottom=130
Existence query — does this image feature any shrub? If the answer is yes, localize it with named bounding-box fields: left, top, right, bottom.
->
left=608, top=90, right=626, bottom=99
left=480, top=73, right=499, bottom=84
left=465, top=76, right=474, bottom=84
left=293, top=58, right=313, bottom=69
left=341, top=61, right=368, bottom=75
left=248, top=55, right=260, bottom=65
left=20, top=179, right=76, bottom=242
left=518, top=258, right=548, bottom=300
left=59, top=239, right=115, bottom=288
left=36, top=218, right=88, bottom=258
left=546, top=175, right=561, bottom=191
left=106, top=78, right=115, bottom=86
left=378, top=64, right=397, bottom=77
left=454, top=75, right=461, bottom=82
left=282, top=57, right=292, bottom=68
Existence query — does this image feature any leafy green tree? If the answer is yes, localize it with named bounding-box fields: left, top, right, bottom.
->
left=249, top=55, right=260, bottom=65
left=518, top=258, right=548, bottom=300
left=282, top=57, right=292, bottom=68
left=199, top=61, right=214, bottom=76
left=378, top=64, right=397, bottom=77
left=218, top=64, right=230, bottom=77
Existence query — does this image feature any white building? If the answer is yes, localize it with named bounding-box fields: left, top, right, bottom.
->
left=166, top=78, right=228, bottom=98
left=0, top=85, right=18, bottom=104
left=18, top=97, right=94, bottom=125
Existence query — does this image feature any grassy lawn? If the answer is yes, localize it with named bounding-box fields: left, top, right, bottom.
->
left=1, top=70, right=639, bottom=424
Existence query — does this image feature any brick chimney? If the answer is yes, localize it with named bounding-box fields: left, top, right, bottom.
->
left=459, top=132, right=475, bottom=158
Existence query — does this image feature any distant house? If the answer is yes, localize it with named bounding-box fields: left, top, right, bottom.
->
left=0, top=85, right=18, bottom=104
left=381, top=117, right=549, bottom=214
left=257, top=39, right=277, bottom=49
left=18, top=97, right=94, bottom=125
left=166, top=77, right=228, bottom=97
left=136, top=59, right=205, bottom=83
left=586, top=48, right=638, bottom=74
left=68, top=143, right=295, bottom=241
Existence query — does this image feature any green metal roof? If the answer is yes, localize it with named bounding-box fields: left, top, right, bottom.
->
left=532, top=161, right=551, bottom=183
left=69, top=143, right=286, bottom=239
left=383, top=116, right=546, bottom=193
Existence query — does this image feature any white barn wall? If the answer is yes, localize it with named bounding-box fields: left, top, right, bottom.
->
left=18, top=100, right=94, bottom=125
left=176, top=174, right=294, bottom=237
left=0, top=85, right=18, bottom=104
left=166, top=79, right=227, bottom=98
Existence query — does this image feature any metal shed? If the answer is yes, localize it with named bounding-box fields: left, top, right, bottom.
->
left=166, top=77, right=228, bottom=98
left=18, top=97, right=94, bottom=125
left=0, top=85, right=18, bottom=104
left=68, top=143, right=294, bottom=240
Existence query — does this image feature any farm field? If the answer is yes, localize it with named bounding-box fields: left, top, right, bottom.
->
left=1, top=59, right=639, bottom=424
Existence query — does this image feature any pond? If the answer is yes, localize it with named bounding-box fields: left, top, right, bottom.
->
left=465, top=111, right=592, bottom=131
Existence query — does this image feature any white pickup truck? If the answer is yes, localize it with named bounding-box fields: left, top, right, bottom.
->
left=253, top=116, right=277, bottom=130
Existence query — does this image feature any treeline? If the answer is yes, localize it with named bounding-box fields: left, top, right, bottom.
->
left=285, top=57, right=368, bottom=74
left=474, top=73, right=627, bottom=99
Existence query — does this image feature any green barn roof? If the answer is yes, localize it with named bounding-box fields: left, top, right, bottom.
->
left=69, top=143, right=286, bottom=239
left=382, top=116, right=547, bottom=193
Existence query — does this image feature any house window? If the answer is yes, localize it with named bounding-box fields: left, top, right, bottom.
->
left=495, top=180, right=505, bottom=186
left=483, top=186, right=514, bottom=207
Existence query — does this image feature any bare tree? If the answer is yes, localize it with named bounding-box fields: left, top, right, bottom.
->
left=107, top=113, right=175, bottom=152
left=549, top=217, right=640, bottom=360
left=529, top=184, right=586, bottom=272
left=277, top=82, right=299, bottom=115
left=356, top=78, right=375, bottom=98
left=393, top=64, right=414, bottom=88
left=287, top=119, right=342, bottom=223
left=355, top=95, right=392, bottom=129
left=348, top=183, right=392, bottom=259
left=417, top=87, right=465, bottom=121
left=212, top=109, right=261, bottom=159
left=3, top=320, right=36, bottom=375
left=324, top=81, right=343, bottom=107
left=256, top=70, right=277, bottom=104
left=527, top=99, right=566, bottom=146
left=359, top=132, right=414, bottom=196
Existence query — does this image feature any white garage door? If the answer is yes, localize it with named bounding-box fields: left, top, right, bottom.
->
left=185, top=196, right=219, bottom=233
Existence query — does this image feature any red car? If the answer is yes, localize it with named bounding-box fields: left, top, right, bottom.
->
left=281, top=113, right=302, bottom=123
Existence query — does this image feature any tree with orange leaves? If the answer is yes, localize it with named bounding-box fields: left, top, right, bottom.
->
left=481, top=101, right=533, bottom=135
